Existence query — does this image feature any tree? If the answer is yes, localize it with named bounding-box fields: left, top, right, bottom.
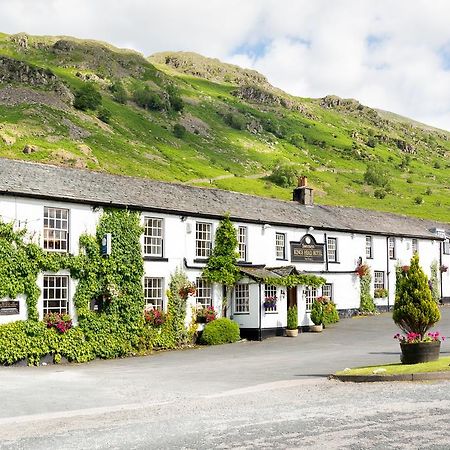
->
left=133, top=87, right=164, bottom=111
left=393, top=254, right=440, bottom=338
left=110, top=81, right=127, bottom=104
left=173, top=124, right=186, bottom=139
left=268, top=164, right=298, bottom=188
left=97, top=107, right=111, bottom=124
left=202, top=216, right=240, bottom=316
left=166, top=85, right=184, bottom=112
left=73, top=83, right=102, bottom=111
left=364, top=162, right=391, bottom=189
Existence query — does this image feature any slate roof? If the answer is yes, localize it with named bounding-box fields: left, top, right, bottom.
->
left=239, top=266, right=282, bottom=280
left=0, top=158, right=448, bottom=240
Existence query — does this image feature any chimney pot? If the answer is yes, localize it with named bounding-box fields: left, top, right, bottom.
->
left=298, top=176, right=307, bottom=187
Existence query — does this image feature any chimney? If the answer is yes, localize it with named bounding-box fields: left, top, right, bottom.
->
left=293, top=176, right=314, bottom=206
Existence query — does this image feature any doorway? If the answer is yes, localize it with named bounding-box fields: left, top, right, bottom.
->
left=287, top=286, right=297, bottom=310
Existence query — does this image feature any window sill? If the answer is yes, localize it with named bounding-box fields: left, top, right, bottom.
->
left=276, top=258, right=288, bottom=261
left=328, top=261, right=340, bottom=264
left=193, top=258, right=209, bottom=264
left=237, top=261, right=253, bottom=266
left=143, top=256, right=169, bottom=262
left=264, top=311, right=278, bottom=315
left=233, top=312, right=250, bottom=315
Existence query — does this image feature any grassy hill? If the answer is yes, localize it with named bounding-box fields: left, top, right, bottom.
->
left=0, top=32, right=449, bottom=222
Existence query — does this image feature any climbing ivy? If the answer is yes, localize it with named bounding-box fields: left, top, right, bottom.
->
left=359, top=263, right=376, bottom=313
left=202, top=215, right=241, bottom=286
left=202, top=215, right=241, bottom=315
left=262, top=274, right=326, bottom=288
left=430, top=260, right=440, bottom=304
left=0, top=209, right=191, bottom=365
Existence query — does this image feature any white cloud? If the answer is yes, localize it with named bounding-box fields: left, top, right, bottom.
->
left=1, top=0, right=450, bottom=129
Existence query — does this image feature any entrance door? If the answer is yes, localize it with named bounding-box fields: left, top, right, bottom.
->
left=287, top=287, right=297, bottom=309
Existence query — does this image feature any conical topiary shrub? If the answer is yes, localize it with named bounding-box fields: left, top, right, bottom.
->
left=393, top=254, right=441, bottom=338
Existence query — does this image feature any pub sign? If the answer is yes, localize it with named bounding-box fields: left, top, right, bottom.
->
left=290, top=234, right=325, bottom=263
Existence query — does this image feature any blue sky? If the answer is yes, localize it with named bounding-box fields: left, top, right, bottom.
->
left=1, top=0, right=450, bottom=130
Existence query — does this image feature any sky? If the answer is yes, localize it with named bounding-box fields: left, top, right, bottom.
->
left=2, top=0, right=450, bottom=130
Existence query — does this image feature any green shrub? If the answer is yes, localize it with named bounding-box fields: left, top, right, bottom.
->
left=364, top=163, right=391, bottom=188
left=133, top=87, right=164, bottom=111
left=110, top=81, right=127, bottom=104
left=268, top=164, right=298, bottom=188
left=199, top=318, right=240, bottom=345
left=374, top=188, right=387, bottom=199
left=224, top=113, right=246, bottom=130
left=173, top=123, right=186, bottom=138
left=321, top=299, right=339, bottom=325
left=73, top=83, right=102, bottom=111
left=393, top=254, right=441, bottom=338
left=414, top=196, right=423, bottom=205
left=97, top=107, right=111, bottom=123
left=167, top=85, right=184, bottom=112
left=287, top=305, right=298, bottom=330
left=310, top=300, right=323, bottom=325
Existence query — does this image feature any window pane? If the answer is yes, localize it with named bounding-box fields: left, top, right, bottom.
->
left=43, top=207, right=69, bottom=252
left=43, top=275, right=69, bottom=315
left=305, top=287, right=317, bottom=311
left=143, top=217, right=163, bottom=256
left=327, top=238, right=337, bottom=262
left=144, top=277, right=164, bottom=310
left=235, top=284, right=249, bottom=313
left=196, top=278, right=212, bottom=308
left=238, top=226, right=247, bottom=261
left=196, top=222, right=212, bottom=258
left=276, top=233, right=285, bottom=259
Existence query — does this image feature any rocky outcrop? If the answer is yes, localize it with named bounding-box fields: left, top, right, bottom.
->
left=396, top=139, right=416, bottom=154
left=149, top=52, right=269, bottom=87
left=9, top=33, right=29, bottom=49
left=0, top=56, right=73, bottom=102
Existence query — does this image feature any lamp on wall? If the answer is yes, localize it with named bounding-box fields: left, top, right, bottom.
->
left=280, top=289, right=286, bottom=300
left=308, top=226, right=314, bottom=233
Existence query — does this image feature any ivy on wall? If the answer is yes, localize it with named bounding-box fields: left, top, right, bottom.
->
left=0, top=209, right=190, bottom=365
left=263, top=274, right=326, bottom=288
left=358, top=263, right=376, bottom=313
left=430, top=260, right=440, bottom=304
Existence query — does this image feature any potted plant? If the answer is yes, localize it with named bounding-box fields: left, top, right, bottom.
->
left=286, top=305, right=298, bottom=337
left=309, top=300, right=323, bottom=332
left=393, top=254, right=442, bottom=364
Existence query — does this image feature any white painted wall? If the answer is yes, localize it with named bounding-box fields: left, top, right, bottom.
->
left=0, top=194, right=448, bottom=331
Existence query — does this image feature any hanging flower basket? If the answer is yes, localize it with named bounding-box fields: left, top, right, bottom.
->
left=263, top=296, right=277, bottom=312
left=440, top=265, right=448, bottom=273
left=355, top=263, right=369, bottom=278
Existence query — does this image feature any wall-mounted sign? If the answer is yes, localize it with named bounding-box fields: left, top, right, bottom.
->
left=101, top=233, right=112, bottom=256
left=0, top=300, right=19, bottom=315
left=291, top=234, right=325, bottom=263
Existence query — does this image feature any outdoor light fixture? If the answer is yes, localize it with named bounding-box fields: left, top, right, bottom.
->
left=280, top=290, right=286, bottom=299
left=308, top=226, right=314, bottom=233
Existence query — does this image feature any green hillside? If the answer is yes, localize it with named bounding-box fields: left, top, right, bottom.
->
left=0, top=32, right=449, bottom=222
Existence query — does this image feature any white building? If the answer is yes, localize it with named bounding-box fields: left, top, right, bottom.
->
left=0, top=159, right=449, bottom=339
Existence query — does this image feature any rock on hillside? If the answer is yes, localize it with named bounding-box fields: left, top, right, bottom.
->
left=149, top=51, right=270, bottom=87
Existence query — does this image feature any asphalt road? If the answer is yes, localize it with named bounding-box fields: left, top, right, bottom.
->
left=1, top=310, right=450, bottom=449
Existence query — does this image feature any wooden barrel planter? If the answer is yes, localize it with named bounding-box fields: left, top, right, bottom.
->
left=400, top=341, right=441, bottom=364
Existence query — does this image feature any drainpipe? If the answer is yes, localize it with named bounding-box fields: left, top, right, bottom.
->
left=440, top=242, right=443, bottom=300
left=324, top=232, right=329, bottom=272
left=386, top=237, right=390, bottom=310
left=258, top=282, right=262, bottom=341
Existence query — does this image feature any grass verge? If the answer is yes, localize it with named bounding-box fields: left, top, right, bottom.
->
left=336, top=356, right=450, bottom=376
